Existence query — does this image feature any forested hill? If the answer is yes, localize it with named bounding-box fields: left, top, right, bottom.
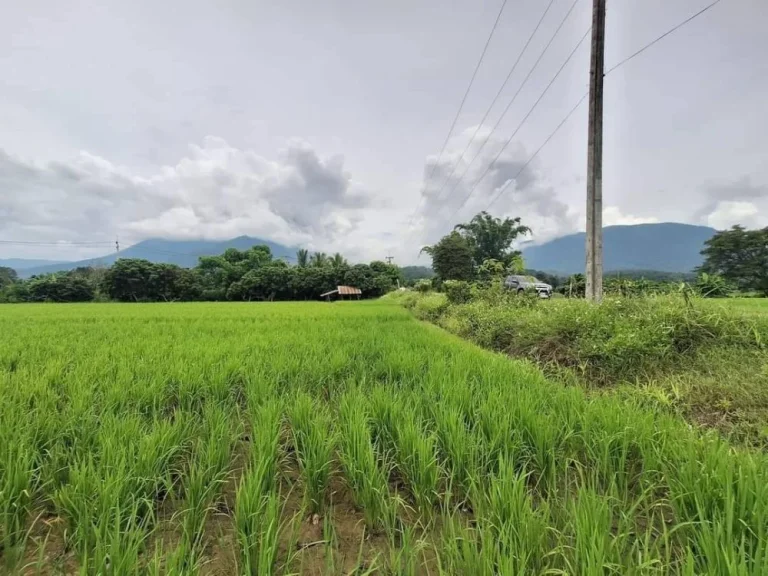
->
left=522, top=223, right=717, bottom=274
left=16, top=236, right=295, bottom=278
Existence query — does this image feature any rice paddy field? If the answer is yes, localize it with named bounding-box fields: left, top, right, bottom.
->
left=719, top=298, right=768, bottom=315
left=1, top=302, right=767, bottom=575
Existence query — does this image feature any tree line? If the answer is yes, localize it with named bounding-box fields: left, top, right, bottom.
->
left=2, top=221, right=765, bottom=303
left=0, top=246, right=403, bottom=303
left=420, top=212, right=768, bottom=298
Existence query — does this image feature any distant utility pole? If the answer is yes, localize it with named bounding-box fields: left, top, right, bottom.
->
left=385, top=255, right=394, bottom=264
left=585, top=0, right=606, bottom=303
left=115, top=236, right=120, bottom=253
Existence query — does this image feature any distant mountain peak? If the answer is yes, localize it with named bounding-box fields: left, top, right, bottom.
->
left=523, top=222, right=716, bottom=275
left=15, top=236, right=296, bottom=278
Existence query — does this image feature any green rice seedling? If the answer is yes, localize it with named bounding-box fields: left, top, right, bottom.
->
left=430, top=403, right=478, bottom=504
left=579, top=406, right=650, bottom=499
left=338, top=392, right=392, bottom=531
left=146, top=539, right=203, bottom=576
left=389, top=402, right=440, bottom=517
left=510, top=397, right=569, bottom=496
left=178, top=402, right=237, bottom=561
left=248, top=398, right=284, bottom=493
left=235, top=480, right=282, bottom=576
left=0, top=431, right=37, bottom=561
left=80, top=498, right=150, bottom=576
left=289, top=392, right=337, bottom=513
left=668, top=439, right=768, bottom=575
left=348, top=525, right=381, bottom=576
left=368, top=386, right=399, bottom=454
left=322, top=508, right=338, bottom=575
left=564, top=487, right=621, bottom=576
left=438, top=512, right=498, bottom=575
left=385, top=521, right=424, bottom=576
left=480, top=460, right=549, bottom=575
left=235, top=397, right=286, bottom=575
left=177, top=458, right=227, bottom=566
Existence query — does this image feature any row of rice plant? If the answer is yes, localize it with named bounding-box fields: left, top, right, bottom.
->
left=1, top=301, right=767, bottom=574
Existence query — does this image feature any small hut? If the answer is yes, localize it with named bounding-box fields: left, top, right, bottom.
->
left=320, top=285, right=362, bottom=301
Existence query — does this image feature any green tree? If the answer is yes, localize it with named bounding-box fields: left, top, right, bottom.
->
left=310, top=252, right=328, bottom=268
left=477, top=258, right=506, bottom=283
left=296, top=249, right=309, bottom=268
left=0, top=266, right=18, bottom=289
left=26, top=273, right=94, bottom=302
left=102, top=259, right=156, bottom=302
left=330, top=253, right=347, bottom=268
left=699, top=226, right=768, bottom=295
left=239, top=261, right=292, bottom=301
left=454, top=211, right=531, bottom=267
left=344, top=264, right=377, bottom=294
left=369, top=261, right=403, bottom=287
left=420, top=231, right=474, bottom=282
left=290, top=266, right=337, bottom=300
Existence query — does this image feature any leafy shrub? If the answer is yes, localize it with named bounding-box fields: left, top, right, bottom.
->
left=443, top=280, right=472, bottom=304
left=695, top=273, right=731, bottom=298
left=401, top=293, right=765, bottom=386
left=414, top=279, right=432, bottom=293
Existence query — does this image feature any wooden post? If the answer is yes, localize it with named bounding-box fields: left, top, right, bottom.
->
left=586, top=0, right=606, bottom=302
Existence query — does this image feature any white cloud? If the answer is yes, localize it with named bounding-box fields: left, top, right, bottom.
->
left=0, top=138, right=403, bottom=261
left=706, top=200, right=760, bottom=230
left=603, top=206, right=660, bottom=227
left=412, top=126, right=579, bottom=246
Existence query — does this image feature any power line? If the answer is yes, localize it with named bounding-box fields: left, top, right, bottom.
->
left=438, top=0, right=584, bottom=213
left=475, top=0, right=727, bottom=217
left=428, top=0, right=557, bottom=205
left=604, top=0, right=724, bottom=76
left=447, top=26, right=592, bottom=221
left=486, top=91, right=588, bottom=211
left=409, top=0, right=509, bottom=225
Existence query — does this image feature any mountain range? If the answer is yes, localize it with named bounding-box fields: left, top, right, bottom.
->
left=4, top=223, right=718, bottom=278
left=11, top=237, right=295, bottom=278
left=0, top=258, right=66, bottom=271
left=522, top=223, right=716, bottom=274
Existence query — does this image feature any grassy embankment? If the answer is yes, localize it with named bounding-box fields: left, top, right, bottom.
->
left=391, top=290, right=768, bottom=445
left=1, top=302, right=767, bottom=574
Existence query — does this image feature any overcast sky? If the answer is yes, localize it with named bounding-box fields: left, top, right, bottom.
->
left=1, top=0, right=766, bottom=264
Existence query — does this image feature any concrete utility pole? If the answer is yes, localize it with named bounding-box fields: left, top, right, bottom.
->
left=385, top=255, right=394, bottom=264
left=586, top=0, right=606, bottom=302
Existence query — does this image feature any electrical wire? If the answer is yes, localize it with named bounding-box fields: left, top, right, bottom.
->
left=427, top=0, right=557, bottom=205
left=408, top=0, right=509, bottom=225
left=446, top=25, right=591, bottom=221
left=475, top=0, right=727, bottom=215
left=605, top=0, right=724, bottom=75
left=486, top=91, right=588, bottom=211
left=437, top=0, right=584, bottom=213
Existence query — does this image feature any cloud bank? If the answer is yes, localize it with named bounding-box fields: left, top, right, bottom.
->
left=0, top=138, right=399, bottom=261
left=411, top=126, right=580, bottom=247
left=2, top=132, right=765, bottom=264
